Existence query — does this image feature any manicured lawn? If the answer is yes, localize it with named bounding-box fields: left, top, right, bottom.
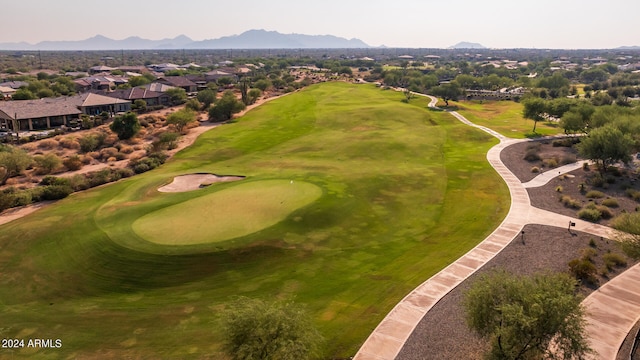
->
left=453, top=100, right=562, bottom=138
left=0, top=83, right=509, bottom=359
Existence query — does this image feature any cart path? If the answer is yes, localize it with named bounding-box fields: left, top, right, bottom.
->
left=354, top=96, right=628, bottom=360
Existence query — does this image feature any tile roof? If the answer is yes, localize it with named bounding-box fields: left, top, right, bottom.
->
left=158, top=76, right=197, bottom=87
left=0, top=93, right=129, bottom=120
left=106, top=88, right=165, bottom=100
left=0, top=97, right=82, bottom=120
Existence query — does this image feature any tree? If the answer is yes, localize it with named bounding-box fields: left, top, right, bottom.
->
left=196, top=89, right=217, bottom=110
left=254, top=79, right=271, bottom=92
left=110, top=112, right=141, bottom=140
left=222, top=297, right=323, bottom=360
left=430, top=82, right=462, bottom=106
left=165, top=87, right=188, bottom=105
left=166, top=108, right=197, bottom=133
left=247, top=88, right=262, bottom=105
left=577, top=125, right=634, bottom=174
left=0, top=145, right=32, bottom=185
left=522, top=97, right=547, bottom=133
left=208, top=91, right=246, bottom=122
left=133, top=99, right=147, bottom=113
left=464, top=270, right=591, bottom=360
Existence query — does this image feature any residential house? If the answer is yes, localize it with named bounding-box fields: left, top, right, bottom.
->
left=156, top=76, right=197, bottom=93
left=0, top=81, right=28, bottom=90
left=89, top=65, right=117, bottom=74
left=202, top=70, right=238, bottom=83
left=0, top=86, right=16, bottom=99
left=74, top=75, right=128, bottom=92
left=140, top=82, right=177, bottom=93
left=0, top=93, right=130, bottom=131
left=103, top=88, right=170, bottom=107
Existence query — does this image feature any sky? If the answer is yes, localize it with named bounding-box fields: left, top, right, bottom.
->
left=2, top=0, right=639, bottom=49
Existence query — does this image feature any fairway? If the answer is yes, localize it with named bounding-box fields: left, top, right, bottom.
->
left=0, top=82, right=509, bottom=359
left=133, top=180, right=322, bottom=245
left=454, top=100, right=561, bottom=138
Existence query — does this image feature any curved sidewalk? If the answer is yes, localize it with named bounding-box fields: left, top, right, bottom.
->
left=354, top=100, right=624, bottom=360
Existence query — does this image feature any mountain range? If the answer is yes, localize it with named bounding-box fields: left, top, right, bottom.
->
left=0, top=30, right=370, bottom=51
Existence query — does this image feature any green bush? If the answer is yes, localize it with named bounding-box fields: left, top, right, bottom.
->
left=62, top=155, right=83, bottom=171
left=585, top=190, right=605, bottom=199
left=578, top=207, right=602, bottom=222
left=601, top=198, right=619, bottom=207
left=531, top=166, right=540, bottom=173
left=626, top=189, right=640, bottom=201
left=524, top=149, right=541, bottom=161
left=581, top=247, right=598, bottom=262
left=560, top=195, right=581, bottom=209
left=589, top=173, right=606, bottom=187
left=568, top=258, right=598, bottom=284
left=41, top=185, right=73, bottom=200
left=596, top=205, right=614, bottom=219
left=40, top=176, right=71, bottom=187
left=543, top=157, right=558, bottom=168
left=603, top=253, right=627, bottom=270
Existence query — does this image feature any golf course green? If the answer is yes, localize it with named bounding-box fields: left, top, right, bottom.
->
left=0, top=82, right=509, bottom=359
left=133, top=180, right=322, bottom=245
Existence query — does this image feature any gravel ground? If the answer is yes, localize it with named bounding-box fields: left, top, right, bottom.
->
left=396, top=138, right=640, bottom=360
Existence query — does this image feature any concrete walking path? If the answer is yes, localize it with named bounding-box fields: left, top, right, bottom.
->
left=354, top=97, right=629, bottom=360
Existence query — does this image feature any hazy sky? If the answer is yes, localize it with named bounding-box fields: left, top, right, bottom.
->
left=3, top=0, right=638, bottom=49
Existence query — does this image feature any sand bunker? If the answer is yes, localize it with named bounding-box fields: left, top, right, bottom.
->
left=158, top=173, right=244, bottom=193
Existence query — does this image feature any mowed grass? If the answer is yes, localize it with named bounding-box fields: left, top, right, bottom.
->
left=453, top=100, right=561, bottom=138
left=0, top=83, right=509, bottom=359
left=133, top=180, right=322, bottom=245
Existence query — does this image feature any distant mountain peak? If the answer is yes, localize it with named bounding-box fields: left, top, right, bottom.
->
left=449, top=41, right=486, bottom=49
left=0, top=30, right=368, bottom=50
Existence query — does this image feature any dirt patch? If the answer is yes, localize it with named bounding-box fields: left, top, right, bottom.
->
left=158, top=173, right=244, bottom=193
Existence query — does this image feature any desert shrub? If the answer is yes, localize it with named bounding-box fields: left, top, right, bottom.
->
left=596, top=205, right=614, bottom=219
left=626, top=189, right=640, bottom=201
left=68, top=175, right=89, bottom=191
left=603, top=253, right=627, bottom=270
left=602, top=198, right=619, bottom=208
left=578, top=206, right=602, bottom=222
left=12, top=191, right=32, bottom=207
left=58, top=137, right=79, bottom=150
left=531, top=166, right=540, bottom=173
left=543, top=157, right=558, bottom=168
left=588, top=238, right=597, bottom=248
left=606, top=176, right=616, bottom=184
left=41, top=185, right=73, bottom=200
left=523, top=149, right=541, bottom=161
left=116, top=168, right=135, bottom=178
left=526, top=142, right=541, bottom=151
left=588, top=173, right=606, bottom=187
left=586, top=190, right=605, bottom=199
left=581, top=247, right=598, bottom=262
left=63, top=155, right=83, bottom=171
left=78, top=135, right=100, bottom=153
left=560, top=195, right=581, bottom=209
left=568, top=258, right=598, bottom=284
left=582, top=162, right=590, bottom=171
left=552, top=138, right=575, bottom=147
left=118, top=145, right=134, bottom=154
left=607, top=166, right=622, bottom=177
left=555, top=186, right=563, bottom=192
left=33, top=154, right=62, bottom=175
left=86, top=169, right=111, bottom=187
left=100, top=147, right=119, bottom=160
left=560, top=154, right=577, bottom=165
left=37, top=138, right=59, bottom=150
left=40, top=176, right=71, bottom=187
left=578, top=183, right=587, bottom=194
